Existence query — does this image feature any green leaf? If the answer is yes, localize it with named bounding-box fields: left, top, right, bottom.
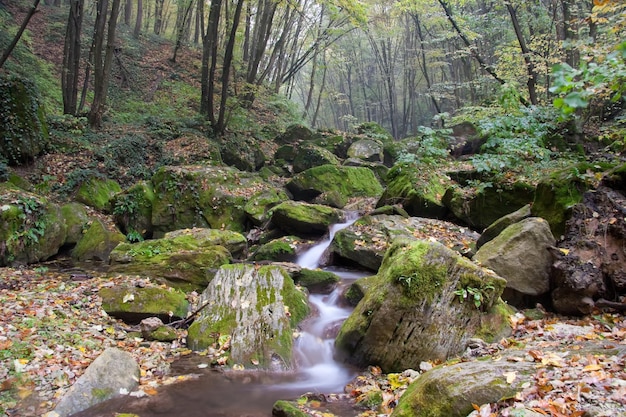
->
left=563, top=92, right=589, bottom=109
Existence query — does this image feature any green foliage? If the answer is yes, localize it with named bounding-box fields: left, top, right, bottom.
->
left=125, top=230, right=144, bottom=243
left=53, top=168, right=104, bottom=197
left=397, top=126, right=451, bottom=165
left=0, top=162, right=8, bottom=182
left=469, top=106, right=558, bottom=177
left=454, top=284, right=495, bottom=310
left=550, top=42, right=626, bottom=117
left=11, top=197, right=46, bottom=246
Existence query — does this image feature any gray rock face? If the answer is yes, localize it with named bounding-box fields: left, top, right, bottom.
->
left=53, top=348, right=140, bottom=417
left=335, top=240, right=510, bottom=372
left=347, top=139, right=384, bottom=162
left=476, top=204, right=532, bottom=248
left=473, top=217, right=555, bottom=297
left=187, top=264, right=309, bottom=369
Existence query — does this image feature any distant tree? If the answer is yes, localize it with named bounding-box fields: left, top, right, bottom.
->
left=133, top=0, right=142, bottom=38
left=0, top=0, right=41, bottom=70
left=62, top=0, right=84, bottom=115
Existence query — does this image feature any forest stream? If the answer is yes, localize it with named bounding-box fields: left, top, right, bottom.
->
left=70, top=217, right=368, bottom=417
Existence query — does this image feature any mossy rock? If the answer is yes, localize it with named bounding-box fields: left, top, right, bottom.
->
left=61, top=202, right=89, bottom=245
left=150, top=165, right=270, bottom=235
left=476, top=204, right=531, bottom=249
left=292, top=144, right=341, bottom=173
left=99, top=286, right=189, bottom=324
left=76, top=177, right=122, bottom=212
left=0, top=74, right=49, bottom=165
left=531, top=162, right=612, bottom=238
left=335, top=240, right=508, bottom=372
left=391, top=355, right=534, bottom=417
left=356, top=122, right=394, bottom=142
left=443, top=181, right=535, bottom=231
left=310, top=132, right=354, bottom=158
left=0, top=184, right=67, bottom=266
left=272, top=400, right=308, bottom=417
left=250, top=236, right=300, bottom=262
left=111, top=181, right=155, bottom=239
left=220, top=134, right=266, bottom=171
left=275, top=124, right=313, bottom=145
left=294, top=268, right=340, bottom=293
left=269, top=200, right=343, bottom=236
left=377, top=163, right=452, bottom=219
left=71, top=218, right=125, bottom=263
left=148, top=325, right=178, bottom=342
left=343, top=158, right=389, bottom=184
left=347, top=139, right=384, bottom=163
left=109, top=228, right=240, bottom=290
left=344, top=275, right=378, bottom=306
left=244, top=187, right=290, bottom=226
left=286, top=164, right=384, bottom=207
left=187, top=264, right=309, bottom=369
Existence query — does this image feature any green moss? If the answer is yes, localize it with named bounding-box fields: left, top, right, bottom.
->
left=72, top=218, right=125, bottom=262
left=272, top=400, right=308, bottom=417
left=295, top=269, right=340, bottom=292
left=100, top=286, right=189, bottom=320
left=251, top=238, right=297, bottom=262
left=91, top=388, right=113, bottom=401
left=76, top=178, right=122, bottom=212
left=474, top=299, right=514, bottom=342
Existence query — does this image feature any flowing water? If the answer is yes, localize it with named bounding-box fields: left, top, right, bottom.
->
left=72, top=216, right=367, bottom=417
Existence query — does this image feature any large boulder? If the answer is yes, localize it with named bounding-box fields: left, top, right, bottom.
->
left=52, top=348, right=140, bottom=417
left=186, top=264, right=309, bottom=369
left=392, top=353, right=533, bottom=417
left=71, top=218, right=125, bottom=263
left=150, top=165, right=271, bottom=235
left=443, top=180, right=535, bottom=231
left=476, top=204, right=531, bottom=249
left=243, top=187, right=290, bottom=227
left=61, top=202, right=89, bottom=245
left=376, top=163, right=452, bottom=219
left=275, top=124, right=314, bottom=145
left=111, top=180, right=155, bottom=239
left=292, top=144, right=341, bottom=173
left=0, top=184, right=67, bottom=266
left=335, top=240, right=509, bottom=372
left=331, top=215, right=480, bottom=272
left=347, top=139, right=384, bottom=163
left=109, top=228, right=241, bottom=289
left=269, top=201, right=343, bottom=236
left=99, top=285, right=189, bottom=323
left=286, top=165, right=383, bottom=208
left=473, top=217, right=555, bottom=301
left=75, top=177, right=122, bottom=212
left=220, top=133, right=266, bottom=171
left=0, top=75, right=48, bottom=165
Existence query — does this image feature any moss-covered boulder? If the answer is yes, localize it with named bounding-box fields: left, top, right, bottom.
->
left=99, top=285, right=189, bottom=323
left=331, top=215, right=480, bottom=272
left=76, top=177, right=122, bottom=212
left=343, top=158, right=389, bottom=184
left=286, top=165, right=384, bottom=207
left=293, top=268, right=340, bottom=293
left=344, top=275, right=378, bottom=306
left=111, top=181, right=155, bottom=239
left=0, top=184, right=67, bottom=266
left=269, top=201, right=343, bottom=236
left=292, top=144, right=341, bottom=173
left=249, top=236, right=300, bottom=262
left=0, top=75, right=49, bottom=165
left=476, top=204, right=531, bottom=249
left=391, top=355, right=534, bottom=417
left=443, top=181, right=535, bottom=231
left=244, top=187, right=290, bottom=226
left=531, top=163, right=607, bottom=238
left=272, top=400, right=309, bottom=417
left=276, top=124, right=314, bottom=145
left=109, top=228, right=241, bottom=290
left=187, top=264, right=309, bottom=369
left=473, top=217, right=555, bottom=299
left=377, top=163, right=452, bottom=219
left=71, top=218, right=125, bottom=263
left=61, top=202, right=89, bottom=245
left=150, top=165, right=271, bottom=235
left=347, top=139, right=384, bottom=163
left=335, top=240, right=509, bottom=372
left=310, top=132, right=355, bottom=159
left=220, top=133, right=266, bottom=171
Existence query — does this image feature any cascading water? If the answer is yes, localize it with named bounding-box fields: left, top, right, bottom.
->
left=72, top=214, right=366, bottom=417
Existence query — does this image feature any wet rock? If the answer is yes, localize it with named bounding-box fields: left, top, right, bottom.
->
left=52, top=348, right=139, bottom=417
left=269, top=200, right=343, bottom=236
left=187, top=264, right=309, bottom=369
left=336, top=240, right=510, bottom=372
left=474, top=217, right=555, bottom=301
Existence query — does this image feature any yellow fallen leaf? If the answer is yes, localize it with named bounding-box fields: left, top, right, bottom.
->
left=503, top=371, right=517, bottom=384
left=583, top=364, right=603, bottom=372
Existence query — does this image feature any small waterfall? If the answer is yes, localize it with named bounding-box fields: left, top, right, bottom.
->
left=297, top=212, right=360, bottom=269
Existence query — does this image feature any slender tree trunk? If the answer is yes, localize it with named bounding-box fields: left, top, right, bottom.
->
left=311, top=51, right=327, bottom=128
left=133, top=0, right=142, bottom=38
left=0, top=0, right=41, bottom=69
left=506, top=2, right=538, bottom=105
left=216, top=0, right=244, bottom=134
left=124, top=0, right=131, bottom=25
left=62, top=0, right=84, bottom=115
left=200, top=0, right=222, bottom=125
left=89, top=0, right=121, bottom=128
left=412, top=13, right=441, bottom=114
left=154, top=0, right=163, bottom=34
left=171, top=0, right=194, bottom=62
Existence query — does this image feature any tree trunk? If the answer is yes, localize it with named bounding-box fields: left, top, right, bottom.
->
left=200, top=0, right=222, bottom=126
left=0, top=0, right=41, bottom=69
left=412, top=12, right=441, bottom=115
left=171, top=0, right=194, bottom=62
left=124, top=0, right=131, bottom=25
left=133, top=0, right=142, bottom=38
left=216, top=0, right=244, bottom=134
left=154, top=0, right=164, bottom=34
left=506, top=2, right=538, bottom=105
left=62, top=0, right=84, bottom=115
left=89, top=0, right=121, bottom=128
left=311, top=50, right=327, bottom=128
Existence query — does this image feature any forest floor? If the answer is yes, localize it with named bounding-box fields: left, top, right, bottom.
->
left=1, top=263, right=625, bottom=417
